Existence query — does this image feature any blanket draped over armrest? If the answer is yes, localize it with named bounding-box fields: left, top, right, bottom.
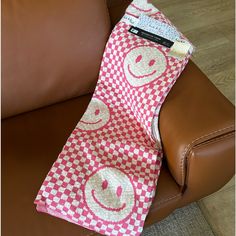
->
left=35, top=0, right=193, bottom=235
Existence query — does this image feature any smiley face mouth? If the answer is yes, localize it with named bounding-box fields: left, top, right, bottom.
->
left=91, top=189, right=126, bottom=212
left=128, top=64, right=157, bottom=79
left=80, top=119, right=102, bottom=125
left=130, top=3, right=152, bottom=12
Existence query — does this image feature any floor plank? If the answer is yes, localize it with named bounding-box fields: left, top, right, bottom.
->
left=152, top=0, right=235, bottom=104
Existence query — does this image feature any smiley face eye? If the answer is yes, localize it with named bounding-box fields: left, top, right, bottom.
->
left=116, top=186, right=122, bottom=198
left=102, top=179, right=108, bottom=190
left=135, top=55, right=142, bottom=63
left=149, top=59, right=155, bottom=67
left=95, top=109, right=100, bottom=116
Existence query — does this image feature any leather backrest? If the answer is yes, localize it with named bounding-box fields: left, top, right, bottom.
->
left=2, top=0, right=110, bottom=118
left=107, top=0, right=131, bottom=27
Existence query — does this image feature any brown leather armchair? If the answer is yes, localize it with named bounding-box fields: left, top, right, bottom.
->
left=2, top=0, right=235, bottom=235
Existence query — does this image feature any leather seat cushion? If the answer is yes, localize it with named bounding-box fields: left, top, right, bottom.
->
left=2, top=93, right=181, bottom=236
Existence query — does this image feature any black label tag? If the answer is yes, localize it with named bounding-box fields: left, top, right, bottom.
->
left=128, top=26, right=174, bottom=48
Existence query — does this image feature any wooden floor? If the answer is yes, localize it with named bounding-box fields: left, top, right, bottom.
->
left=152, top=0, right=235, bottom=104
left=151, top=0, right=235, bottom=235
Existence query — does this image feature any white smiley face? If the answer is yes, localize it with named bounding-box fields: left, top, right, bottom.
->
left=123, top=46, right=167, bottom=87
left=84, top=167, right=136, bottom=223
left=76, top=98, right=110, bottom=131
left=127, top=0, right=159, bottom=16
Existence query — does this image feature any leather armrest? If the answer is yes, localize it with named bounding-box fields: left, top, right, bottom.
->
left=159, top=60, right=235, bottom=190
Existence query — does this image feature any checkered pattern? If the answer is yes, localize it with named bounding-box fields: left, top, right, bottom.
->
left=35, top=1, right=193, bottom=235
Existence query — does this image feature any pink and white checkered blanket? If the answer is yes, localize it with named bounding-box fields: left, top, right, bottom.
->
left=35, top=1, right=193, bottom=235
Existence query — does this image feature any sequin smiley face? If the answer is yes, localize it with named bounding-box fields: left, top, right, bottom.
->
left=123, top=46, right=168, bottom=87
left=84, top=167, right=136, bottom=223
left=76, top=98, right=110, bottom=131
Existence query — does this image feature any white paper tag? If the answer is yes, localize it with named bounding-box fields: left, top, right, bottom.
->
left=135, top=14, right=180, bottom=41
left=122, top=13, right=194, bottom=59
left=168, top=40, right=193, bottom=59
left=121, top=14, right=139, bottom=26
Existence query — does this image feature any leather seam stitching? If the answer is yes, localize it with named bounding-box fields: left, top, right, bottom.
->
left=185, top=149, right=194, bottom=186
left=185, top=132, right=234, bottom=189
left=180, top=125, right=235, bottom=185
left=86, top=231, right=98, bottom=236
left=155, top=193, right=182, bottom=207
left=191, top=132, right=235, bottom=150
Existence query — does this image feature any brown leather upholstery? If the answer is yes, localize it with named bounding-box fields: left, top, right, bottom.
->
left=107, top=0, right=131, bottom=27
left=2, top=0, right=235, bottom=235
left=2, top=0, right=110, bottom=118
